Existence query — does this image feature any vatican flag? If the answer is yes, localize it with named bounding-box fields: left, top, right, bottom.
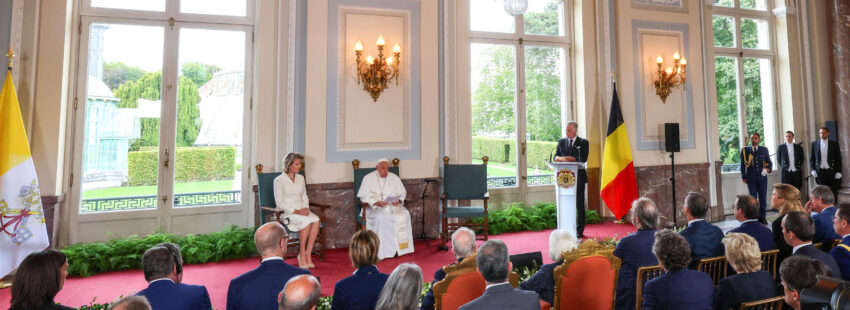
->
left=0, top=70, right=49, bottom=278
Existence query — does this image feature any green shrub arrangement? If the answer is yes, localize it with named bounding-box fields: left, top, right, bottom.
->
left=127, top=146, right=236, bottom=186
left=471, top=137, right=557, bottom=170
left=585, top=210, right=604, bottom=224
left=470, top=202, right=610, bottom=235
left=62, top=225, right=257, bottom=277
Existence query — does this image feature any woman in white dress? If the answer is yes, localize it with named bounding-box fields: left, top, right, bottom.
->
left=273, top=152, right=321, bottom=268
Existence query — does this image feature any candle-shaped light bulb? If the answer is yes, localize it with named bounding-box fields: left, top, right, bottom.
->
left=393, top=43, right=400, bottom=53
left=680, top=58, right=687, bottom=66
left=386, top=56, right=393, bottom=65
left=377, top=35, right=385, bottom=47
left=673, top=52, right=680, bottom=60
left=367, top=56, right=374, bottom=64
left=355, top=41, right=363, bottom=52
left=665, top=67, right=673, bottom=75
left=656, top=55, right=663, bottom=64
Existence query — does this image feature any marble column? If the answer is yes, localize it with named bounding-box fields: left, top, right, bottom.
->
left=831, top=0, right=850, bottom=202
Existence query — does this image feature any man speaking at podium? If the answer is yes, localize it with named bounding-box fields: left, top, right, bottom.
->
left=554, top=122, right=589, bottom=238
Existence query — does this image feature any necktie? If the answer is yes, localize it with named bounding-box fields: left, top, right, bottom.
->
left=568, top=139, right=573, bottom=150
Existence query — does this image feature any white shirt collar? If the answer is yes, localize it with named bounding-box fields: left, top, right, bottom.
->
left=485, top=282, right=511, bottom=290
left=792, top=243, right=812, bottom=254
left=687, top=219, right=704, bottom=226
left=148, top=278, right=175, bottom=285
left=261, top=256, right=284, bottom=263
left=739, top=219, right=758, bottom=224
left=843, top=234, right=850, bottom=239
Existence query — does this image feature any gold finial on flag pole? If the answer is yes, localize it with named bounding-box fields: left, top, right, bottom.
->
left=612, top=71, right=616, bottom=83
left=6, top=48, right=13, bottom=71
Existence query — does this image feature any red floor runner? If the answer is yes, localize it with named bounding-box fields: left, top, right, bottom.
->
left=0, top=222, right=635, bottom=309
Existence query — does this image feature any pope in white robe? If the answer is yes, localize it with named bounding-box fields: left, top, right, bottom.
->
left=357, top=158, right=415, bottom=259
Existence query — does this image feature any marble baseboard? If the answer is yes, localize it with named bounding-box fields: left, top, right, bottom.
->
left=636, top=163, right=718, bottom=227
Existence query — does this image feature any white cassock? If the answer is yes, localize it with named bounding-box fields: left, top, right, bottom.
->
left=357, top=170, right=414, bottom=259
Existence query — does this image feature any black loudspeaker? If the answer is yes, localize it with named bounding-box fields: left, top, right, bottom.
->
left=665, top=123, right=680, bottom=153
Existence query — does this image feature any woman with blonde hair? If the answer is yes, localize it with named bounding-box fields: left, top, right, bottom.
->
left=715, top=233, right=777, bottom=310
left=771, top=183, right=802, bottom=263
left=273, top=152, right=321, bottom=268
left=331, top=229, right=389, bottom=310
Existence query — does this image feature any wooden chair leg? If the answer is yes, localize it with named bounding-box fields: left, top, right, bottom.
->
left=441, top=218, right=448, bottom=247
left=484, top=216, right=489, bottom=241
left=319, top=227, right=326, bottom=262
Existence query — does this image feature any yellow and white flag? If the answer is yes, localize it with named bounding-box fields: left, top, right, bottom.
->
left=0, top=70, right=49, bottom=278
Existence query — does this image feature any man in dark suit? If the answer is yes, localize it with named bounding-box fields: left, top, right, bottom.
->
left=554, top=121, right=589, bottom=237
left=740, top=132, right=773, bottom=223
left=642, top=230, right=714, bottom=310
left=459, top=240, right=539, bottom=310
left=805, top=185, right=840, bottom=246
left=780, top=256, right=831, bottom=310
left=613, top=198, right=659, bottom=310
left=421, top=227, right=476, bottom=310
left=728, top=195, right=775, bottom=251
left=782, top=211, right=842, bottom=278
left=136, top=243, right=212, bottom=310
left=679, top=192, right=724, bottom=268
left=227, top=222, right=311, bottom=310
left=811, top=127, right=842, bottom=199
left=777, top=131, right=805, bottom=191
left=829, top=203, right=850, bottom=281
left=278, top=275, right=321, bottom=310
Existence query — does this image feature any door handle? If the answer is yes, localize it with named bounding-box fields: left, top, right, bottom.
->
left=522, top=142, right=527, bottom=155
left=164, top=148, right=169, bottom=168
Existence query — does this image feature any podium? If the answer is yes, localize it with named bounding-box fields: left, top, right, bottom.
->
left=548, top=161, right=585, bottom=238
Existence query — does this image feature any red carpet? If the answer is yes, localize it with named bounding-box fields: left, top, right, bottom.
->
left=0, top=222, right=635, bottom=309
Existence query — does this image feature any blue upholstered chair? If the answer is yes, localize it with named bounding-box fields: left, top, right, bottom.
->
left=440, top=156, right=489, bottom=247
left=352, top=158, right=402, bottom=230
left=253, top=164, right=329, bottom=261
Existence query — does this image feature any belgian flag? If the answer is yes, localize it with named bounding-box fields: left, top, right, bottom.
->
left=600, top=83, right=638, bottom=220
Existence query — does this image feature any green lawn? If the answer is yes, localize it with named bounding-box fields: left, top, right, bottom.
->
left=82, top=180, right=235, bottom=199
left=473, top=159, right=553, bottom=177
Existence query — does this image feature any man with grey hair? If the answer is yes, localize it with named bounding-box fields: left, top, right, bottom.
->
left=108, top=296, right=152, bottom=310
left=806, top=185, right=840, bottom=246
left=729, top=195, right=775, bottom=251
left=136, top=243, right=212, bottom=310
left=357, top=158, right=414, bottom=259
left=227, top=222, right=311, bottom=310
left=460, top=240, right=538, bottom=310
left=554, top=121, right=589, bottom=237
left=613, top=198, right=659, bottom=310
left=421, top=227, right=477, bottom=310
left=679, top=192, right=724, bottom=268
left=277, top=275, right=321, bottom=310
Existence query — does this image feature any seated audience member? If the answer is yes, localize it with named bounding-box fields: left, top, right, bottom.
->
left=729, top=195, right=775, bottom=251
left=357, top=158, right=414, bottom=259
left=679, top=192, right=724, bottom=268
left=519, top=229, right=578, bottom=306
left=782, top=211, right=842, bottom=278
left=613, top=197, right=660, bottom=310
left=227, top=222, right=311, bottom=310
left=714, top=233, right=777, bottom=310
left=375, top=263, right=424, bottom=310
left=421, top=227, right=477, bottom=310
left=278, top=275, right=321, bottom=310
left=806, top=185, right=840, bottom=246
left=770, top=183, right=803, bottom=264
left=459, top=240, right=539, bottom=310
left=332, top=229, right=389, bottom=310
left=9, top=249, right=72, bottom=310
left=108, top=296, right=152, bottom=310
left=642, top=230, right=714, bottom=310
left=780, top=256, right=831, bottom=310
left=830, top=202, right=850, bottom=280
left=136, top=243, right=212, bottom=310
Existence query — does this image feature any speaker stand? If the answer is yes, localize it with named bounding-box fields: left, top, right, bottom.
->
left=414, top=179, right=434, bottom=247
left=670, top=152, right=677, bottom=228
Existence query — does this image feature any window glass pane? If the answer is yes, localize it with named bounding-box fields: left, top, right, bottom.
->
left=173, top=28, right=246, bottom=208
left=470, top=0, right=515, bottom=33
left=470, top=43, right=517, bottom=188
left=744, top=58, right=775, bottom=151
left=90, top=0, right=165, bottom=12
left=715, top=56, right=741, bottom=168
left=180, top=0, right=247, bottom=17
left=742, top=18, right=770, bottom=49
left=712, top=15, right=735, bottom=48
left=713, top=0, right=733, bottom=7
left=524, top=0, right=564, bottom=36
left=81, top=23, right=164, bottom=213
left=740, top=0, right=767, bottom=10
left=525, top=46, right=564, bottom=185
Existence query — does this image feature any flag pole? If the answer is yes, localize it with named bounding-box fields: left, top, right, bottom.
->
left=7, top=47, right=13, bottom=71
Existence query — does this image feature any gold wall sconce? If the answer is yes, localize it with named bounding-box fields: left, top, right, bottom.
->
left=653, top=51, right=687, bottom=103
left=354, top=35, right=400, bottom=102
